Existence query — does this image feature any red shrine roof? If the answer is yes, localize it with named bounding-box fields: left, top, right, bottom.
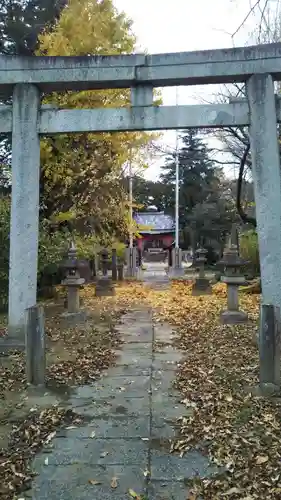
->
left=134, top=211, right=175, bottom=234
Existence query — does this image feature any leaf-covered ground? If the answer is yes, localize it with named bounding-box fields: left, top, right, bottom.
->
left=0, top=291, right=128, bottom=499
left=110, top=281, right=281, bottom=499
left=2, top=281, right=281, bottom=499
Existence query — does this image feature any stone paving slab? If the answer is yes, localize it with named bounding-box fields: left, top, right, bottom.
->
left=58, top=417, right=150, bottom=439
left=115, top=349, right=152, bottom=368
left=29, top=464, right=147, bottom=500
left=89, top=374, right=152, bottom=398
left=153, top=351, right=182, bottom=370
left=150, top=449, right=218, bottom=481
left=147, top=481, right=193, bottom=500
left=34, top=438, right=149, bottom=466
left=151, top=395, right=188, bottom=420
left=106, top=365, right=151, bottom=377
left=28, top=302, right=220, bottom=499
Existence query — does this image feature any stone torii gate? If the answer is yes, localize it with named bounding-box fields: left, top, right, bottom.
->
left=1, top=42, right=281, bottom=345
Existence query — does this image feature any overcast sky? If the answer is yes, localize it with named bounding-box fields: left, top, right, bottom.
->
left=113, top=0, right=274, bottom=180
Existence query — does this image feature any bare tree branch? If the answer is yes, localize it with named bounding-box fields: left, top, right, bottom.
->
left=232, top=0, right=261, bottom=38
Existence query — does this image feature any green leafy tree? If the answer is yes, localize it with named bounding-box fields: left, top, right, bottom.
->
left=37, top=0, right=155, bottom=238
left=128, top=175, right=169, bottom=211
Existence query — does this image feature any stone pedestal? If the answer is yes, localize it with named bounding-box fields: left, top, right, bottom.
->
left=62, top=275, right=85, bottom=314
left=192, top=277, right=212, bottom=295
left=95, top=276, right=115, bottom=297
left=61, top=241, right=85, bottom=318
left=219, top=246, right=248, bottom=325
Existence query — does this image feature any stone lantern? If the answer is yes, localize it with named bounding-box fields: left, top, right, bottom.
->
left=219, top=236, right=248, bottom=324
left=192, top=247, right=212, bottom=295
left=61, top=241, right=85, bottom=314
left=99, top=248, right=109, bottom=276
left=95, top=248, right=115, bottom=296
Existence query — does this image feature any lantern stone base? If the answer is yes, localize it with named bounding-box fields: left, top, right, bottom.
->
left=220, top=309, right=248, bottom=324
left=192, top=277, right=212, bottom=295
left=169, top=266, right=184, bottom=278
left=61, top=310, right=87, bottom=325
left=95, top=277, right=115, bottom=297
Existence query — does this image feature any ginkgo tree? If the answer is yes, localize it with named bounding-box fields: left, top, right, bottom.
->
left=37, top=0, right=157, bottom=239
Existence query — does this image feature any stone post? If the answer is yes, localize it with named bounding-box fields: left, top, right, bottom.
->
left=125, top=247, right=137, bottom=278
left=62, top=242, right=85, bottom=315
left=117, top=262, right=124, bottom=281
left=168, top=247, right=173, bottom=268
left=170, top=247, right=183, bottom=277
left=90, top=255, right=97, bottom=281
left=219, top=238, right=247, bottom=324
left=8, top=84, right=40, bottom=344
left=111, top=249, right=117, bottom=281
left=25, top=305, right=45, bottom=386
left=246, top=74, right=281, bottom=310
left=192, top=247, right=211, bottom=295
left=259, top=304, right=281, bottom=391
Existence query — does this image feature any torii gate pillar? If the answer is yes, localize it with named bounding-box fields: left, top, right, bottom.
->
left=8, top=84, right=41, bottom=342
left=247, top=74, right=281, bottom=310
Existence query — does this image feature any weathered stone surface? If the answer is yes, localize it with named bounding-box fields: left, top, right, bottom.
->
left=29, top=464, right=147, bottom=500
left=147, top=480, right=194, bottom=500
left=150, top=449, right=218, bottom=480
left=29, top=300, right=219, bottom=499
left=34, top=438, right=149, bottom=466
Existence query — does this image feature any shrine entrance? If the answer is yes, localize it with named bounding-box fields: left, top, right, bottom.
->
left=1, top=43, right=281, bottom=342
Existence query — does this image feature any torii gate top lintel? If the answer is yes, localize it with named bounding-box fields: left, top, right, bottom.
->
left=1, top=42, right=281, bottom=93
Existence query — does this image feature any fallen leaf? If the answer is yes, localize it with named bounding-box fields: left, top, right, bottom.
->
left=222, top=487, right=242, bottom=496
left=128, top=489, right=140, bottom=499
left=142, top=468, right=150, bottom=478
left=255, top=455, right=269, bottom=465
left=100, top=451, right=109, bottom=458
left=110, top=476, right=118, bottom=489
left=88, top=479, right=102, bottom=485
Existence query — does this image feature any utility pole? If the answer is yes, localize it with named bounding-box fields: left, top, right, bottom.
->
left=129, top=146, right=133, bottom=249
left=175, top=87, right=180, bottom=249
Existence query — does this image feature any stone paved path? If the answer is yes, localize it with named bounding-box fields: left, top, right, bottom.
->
left=27, top=280, right=216, bottom=499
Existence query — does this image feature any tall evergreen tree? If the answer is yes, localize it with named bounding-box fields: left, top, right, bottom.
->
left=160, top=128, right=218, bottom=225
left=0, top=0, right=67, bottom=178
left=0, top=0, right=67, bottom=55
